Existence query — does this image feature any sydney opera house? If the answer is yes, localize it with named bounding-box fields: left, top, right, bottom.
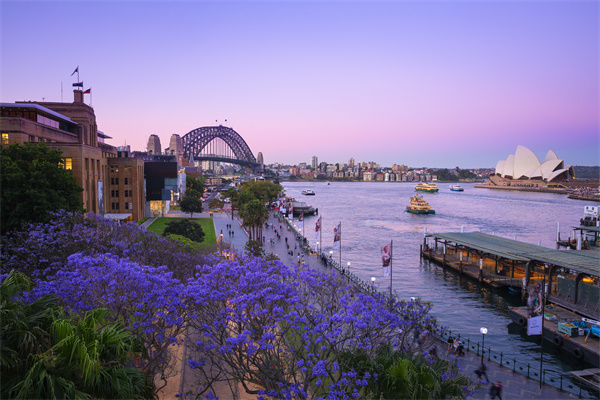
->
left=487, top=145, right=574, bottom=188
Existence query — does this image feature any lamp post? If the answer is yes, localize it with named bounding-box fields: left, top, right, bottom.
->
left=480, top=327, right=488, bottom=365
left=347, top=261, right=351, bottom=275
left=317, top=241, right=319, bottom=254
left=371, top=277, right=376, bottom=293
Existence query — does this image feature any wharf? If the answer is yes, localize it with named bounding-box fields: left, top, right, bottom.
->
left=508, top=304, right=600, bottom=367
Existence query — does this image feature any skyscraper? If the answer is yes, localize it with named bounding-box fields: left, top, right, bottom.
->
left=311, top=155, right=318, bottom=170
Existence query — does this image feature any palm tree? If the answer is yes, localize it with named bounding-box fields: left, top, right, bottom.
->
left=1, top=271, right=154, bottom=399
left=240, top=199, right=269, bottom=241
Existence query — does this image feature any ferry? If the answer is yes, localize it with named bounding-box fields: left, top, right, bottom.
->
left=406, top=194, right=435, bottom=215
left=301, top=190, right=315, bottom=196
left=415, top=183, right=439, bottom=193
left=450, top=185, right=464, bottom=192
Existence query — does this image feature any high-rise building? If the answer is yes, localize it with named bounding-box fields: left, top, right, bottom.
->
left=311, top=155, right=318, bottom=170
left=348, top=157, right=355, bottom=168
left=147, top=134, right=161, bottom=155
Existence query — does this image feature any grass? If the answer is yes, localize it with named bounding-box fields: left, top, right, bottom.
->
left=146, top=217, right=217, bottom=247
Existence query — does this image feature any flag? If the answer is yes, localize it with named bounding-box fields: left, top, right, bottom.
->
left=381, top=242, right=392, bottom=277
left=333, top=223, right=341, bottom=250
left=315, top=216, right=321, bottom=240
left=298, top=212, right=304, bottom=229
left=71, top=66, right=78, bottom=76
left=84, top=88, right=91, bottom=94
left=72, top=82, right=83, bottom=87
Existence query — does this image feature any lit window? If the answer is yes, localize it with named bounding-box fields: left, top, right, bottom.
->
left=2, top=133, right=9, bottom=144
left=63, top=158, right=72, bottom=170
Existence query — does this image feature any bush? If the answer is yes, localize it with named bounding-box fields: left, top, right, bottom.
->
left=162, top=219, right=205, bottom=243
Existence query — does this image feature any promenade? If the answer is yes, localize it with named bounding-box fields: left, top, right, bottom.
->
left=157, top=208, right=584, bottom=399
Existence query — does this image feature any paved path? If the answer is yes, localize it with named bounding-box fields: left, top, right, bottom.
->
left=174, top=209, right=587, bottom=399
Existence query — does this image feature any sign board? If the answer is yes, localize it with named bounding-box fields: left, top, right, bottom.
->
left=527, top=315, right=543, bottom=336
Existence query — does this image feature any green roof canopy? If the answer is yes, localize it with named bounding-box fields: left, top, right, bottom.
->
left=429, top=232, right=600, bottom=277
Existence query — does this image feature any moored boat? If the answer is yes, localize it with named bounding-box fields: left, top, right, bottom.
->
left=406, top=194, right=435, bottom=214
left=415, top=182, right=439, bottom=193
left=301, top=189, right=315, bottom=195
left=450, top=185, right=464, bottom=192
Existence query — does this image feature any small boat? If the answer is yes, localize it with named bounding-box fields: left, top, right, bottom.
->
left=415, top=182, right=439, bottom=193
left=406, top=194, right=435, bottom=214
left=302, top=190, right=315, bottom=196
left=450, top=185, right=464, bottom=192
left=326, top=182, right=330, bottom=185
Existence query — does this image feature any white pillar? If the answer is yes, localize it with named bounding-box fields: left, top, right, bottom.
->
left=577, top=232, right=582, bottom=250
left=556, top=222, right=560, bottom=242
left=461, top=225, right=465, bottom=233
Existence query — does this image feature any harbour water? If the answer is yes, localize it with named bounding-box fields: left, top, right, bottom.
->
left=282, top=181, right=591, bottom=375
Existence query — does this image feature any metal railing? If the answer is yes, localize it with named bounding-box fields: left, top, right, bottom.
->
left=437, top=329, right=599, bottom=399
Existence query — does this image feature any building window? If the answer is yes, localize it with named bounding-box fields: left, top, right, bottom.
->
left=111, top=190, right=119, bottom=198
left=125, top=202, right=130, bottom=210
left=29, top=135, right=36, bottom=143
left=124, top=178, right=129, bottom=185
left=62, top=157, right=72, bottom=170
left=2, top=133, right=9, bottom=144
left=129, top=202, right=133, bottom=210
left=110, top=165, right=119, bottom=173
left=111, top=177, right=119, bottom=185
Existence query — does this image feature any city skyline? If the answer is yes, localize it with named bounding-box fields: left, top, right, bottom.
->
left=1, top=1, right=598, bottom=168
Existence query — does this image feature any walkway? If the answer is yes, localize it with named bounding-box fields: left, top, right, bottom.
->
left=174, top=209, right=585, bottom=399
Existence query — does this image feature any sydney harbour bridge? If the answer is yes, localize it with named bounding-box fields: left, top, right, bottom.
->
left=181, top=125, right=260, bottom=170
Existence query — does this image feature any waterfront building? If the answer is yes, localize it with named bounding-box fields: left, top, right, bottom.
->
left=1, top=91, right=118, bottom=214
left=348, top=157, right=355, bottom=168
left=363, top=170, right=375, bottom=181
left=492, top=145, right=574, bottom=184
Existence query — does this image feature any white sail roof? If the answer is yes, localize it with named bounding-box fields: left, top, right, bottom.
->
left=514, top=145, right=541, bottom=179
left=495, top=160, right=506, bottom=175
left=502, top=154, right=515, bottom=178
left=542, top=149, right=560, bottom=164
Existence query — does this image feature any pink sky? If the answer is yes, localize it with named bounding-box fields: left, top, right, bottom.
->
left=1, top=1, right=598, bottom=168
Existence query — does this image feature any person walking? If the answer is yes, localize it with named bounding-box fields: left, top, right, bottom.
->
left=475, top=362, right=489, bottom=382
left=490, top=381, right=502, bottom=400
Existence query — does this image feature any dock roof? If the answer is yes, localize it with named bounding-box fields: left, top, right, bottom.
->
left=428, top=232, right=600, bottom=277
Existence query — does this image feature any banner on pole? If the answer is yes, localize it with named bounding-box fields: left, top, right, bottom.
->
left=381, top=242, right=392, bottom=277
left=527, top=316, right=543, bottom=336
left=333, top=223, right=341, bottom=250
left=315, top=216, right=321, bottom=240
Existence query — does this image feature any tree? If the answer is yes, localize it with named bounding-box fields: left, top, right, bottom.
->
left=1, top=271, right=153, bottom=399
left=208, top=198, right=224, bottom=209
left=239, top=199, right=269, bottom=240
left=163, top=219, right=205, bottom=243
left=179, top=193, right=203, bottom=218
left=186, top=176, right=205, bottom=194
left=1, top=143, right=83, bottom=232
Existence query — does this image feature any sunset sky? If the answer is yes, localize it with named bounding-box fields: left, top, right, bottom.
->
left=1, top=1, right=598, bottom=168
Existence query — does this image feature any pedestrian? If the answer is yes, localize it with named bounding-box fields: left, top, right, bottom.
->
left=447, top=336, right=454, bottom=352
left=475, top=362, right=489, bottom=382
left=232, top=230, right=234, bottom=237
left=429, top=345, right=438, bottom=359
left=490, top=381, right=502, bottom=400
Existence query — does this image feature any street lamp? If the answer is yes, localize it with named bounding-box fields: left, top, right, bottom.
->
left=480, top=327, right=488, bottom=364
left=347, top=261, right=351, bottom=274
left=371, top=277, right=376, bottom=292
left=317, top=241, right=319, bottom=254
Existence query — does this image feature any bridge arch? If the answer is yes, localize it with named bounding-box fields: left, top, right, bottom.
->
left=181, top=125, right=258, bottom=169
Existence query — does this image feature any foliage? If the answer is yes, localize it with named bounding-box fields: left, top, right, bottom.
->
left=162, top=219, right=205, bottom=243
left=340, top=344, right=473, bottom=399
left=1, top=143, right=83, bottom=232
left=238, top=180, right=283, bottom=205
left=208, top=198, right=224, bottom=209
left=244, top=239, right=263, bottom=257
left=239, top=199, right=269, bottom=240
left=0, top=271, right=153, bottom=399
left=0, top=211, right=215, bottom=280
left=186, top=176, right=205, bottom=194
left=180, top=194, right=203, bottom=218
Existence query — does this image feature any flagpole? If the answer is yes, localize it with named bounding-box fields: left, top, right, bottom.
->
left=339, top=222, right=342, bottom=269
